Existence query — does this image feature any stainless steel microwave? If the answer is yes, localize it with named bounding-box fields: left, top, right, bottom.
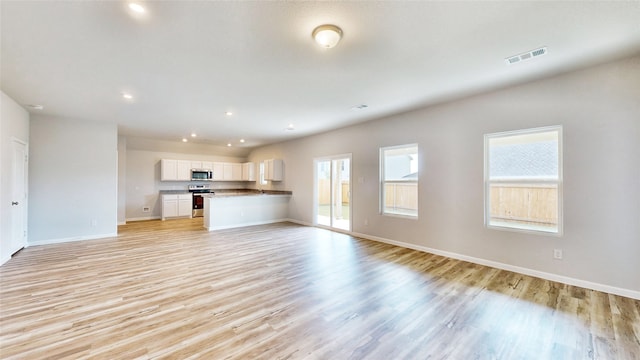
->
left=191, top=169, right=213, bottom=181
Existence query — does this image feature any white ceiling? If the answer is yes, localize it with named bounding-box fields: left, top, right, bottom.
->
left=2, top=1, right=640, bottom=150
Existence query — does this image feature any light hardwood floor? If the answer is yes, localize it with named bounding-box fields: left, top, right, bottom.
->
left=1, top=219, right=639, bottom=359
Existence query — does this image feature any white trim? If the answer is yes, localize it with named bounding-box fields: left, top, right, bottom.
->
left=28, top=232, right=118, bottom=246
left=380, top=143, right=419, bottom=218
left=312, top=153, right=353, bottom=232
left=484, top=125, right=563, bottom=236
left=205, top=218, right=289, bottom=231
left=349, top=230, right=639, bottom=300
left=126, top=216, right=161, bottom=222
left=284, top=219, right=639, bottom=298
left=1, top=254, right=11, bottom=266
left=118, top=221, right=127, bottom=226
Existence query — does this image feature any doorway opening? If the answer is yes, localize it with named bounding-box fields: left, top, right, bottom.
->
left=314, top=155, right=351, bottom=231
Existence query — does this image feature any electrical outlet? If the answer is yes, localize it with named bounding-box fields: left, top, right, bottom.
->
left=364, top=218, right=369, bottom=226
left=91, top=219, right=97, bottom=227
left=142, top=206, right=150, bottom=212
left=553, top=249, right=563, bottom=260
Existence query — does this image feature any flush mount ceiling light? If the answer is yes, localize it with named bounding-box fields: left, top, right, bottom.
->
left=225, top=111, right=233, bottom=116
left=122, top=93, right=133, bottom=100
left=25, top=104, right=44, bottom=110
left=312, top=24, right=343, bottom=49
left=128, top=3, right=145, bottom=13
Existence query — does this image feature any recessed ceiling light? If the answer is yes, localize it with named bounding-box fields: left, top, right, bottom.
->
left=227, top=143, right=232, bottom=147
left=225, top=111, right=233, bottom=116
left=240, top=139, right=245, bottom=143
left=286, top=123, right=295, bottom=131
left=191, top=133, right=197, bottom=138
left=182, top=138, right=188, bottom=142
left=312, top=24, right=343, bottom=48
left=128, top=3, right=145, bottom=13
left=25, top=104, right=44, bottom=110
left=122, top=93, right=133, bottom=100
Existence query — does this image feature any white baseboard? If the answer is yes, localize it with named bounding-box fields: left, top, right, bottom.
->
left=206, top=218, right=290, bottom=231
left=0, top=254, right=11, bottom=267
left=28, top=232, right=118, bottom=247
left=282, top=220, right=639, bottom=300
left=350, top=231, right=640, bottom=300
left=125, top=216, right=161, bottom=222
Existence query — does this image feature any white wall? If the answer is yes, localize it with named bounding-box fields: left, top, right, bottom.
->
left=29, top=116, right=118, bottom=244
left=0, top=91, right=30, bottom=265
left=124, top=147, right=248, bottom=221
left=248, top=55, right=640, bottom=296
left=117, top=136, right=127, bottom=225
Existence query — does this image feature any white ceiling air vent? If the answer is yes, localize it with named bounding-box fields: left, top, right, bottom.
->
left=505, top=47, right=547, bottom=65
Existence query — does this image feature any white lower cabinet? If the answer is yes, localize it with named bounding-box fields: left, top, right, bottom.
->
left=162, top=194, right=192, bottom=220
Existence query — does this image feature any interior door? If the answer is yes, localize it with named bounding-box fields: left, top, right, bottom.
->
left=315, top=155, right=351, bottom=231
left=10, top=140, right=28, bottom=255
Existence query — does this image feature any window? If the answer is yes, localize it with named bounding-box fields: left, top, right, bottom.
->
left=380, top=144, right=418, bottom=217
left=485, top=126, right=562, bottom=234
left=259, top=162, right=267, bottom=185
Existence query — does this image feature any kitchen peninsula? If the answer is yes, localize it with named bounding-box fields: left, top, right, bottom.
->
left=203, top=190, right=292, bottom=230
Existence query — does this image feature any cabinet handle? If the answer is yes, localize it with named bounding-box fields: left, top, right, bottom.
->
left=12, top=201, right=19, bottom=206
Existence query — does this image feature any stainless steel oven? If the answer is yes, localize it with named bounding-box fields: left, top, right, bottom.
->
left=188, top=184, right=214, bottom=217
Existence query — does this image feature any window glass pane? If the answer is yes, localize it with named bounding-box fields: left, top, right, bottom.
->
left=485, top=127, right=561, bottom=234
left=489, top=130, right=558, bottom=180
left=383, top=146, right=418, bottom=180
left=381, top=144, right=418, bottom=217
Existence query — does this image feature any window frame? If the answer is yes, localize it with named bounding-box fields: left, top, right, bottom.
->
left=380, top=143, right=419, bottom=219
left=258, top=161, right=267, bottom=185
left=484, top=125, right=563, bottom=235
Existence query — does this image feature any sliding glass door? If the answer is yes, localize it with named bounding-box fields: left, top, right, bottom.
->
left=315, top=155, right=351, bottom=231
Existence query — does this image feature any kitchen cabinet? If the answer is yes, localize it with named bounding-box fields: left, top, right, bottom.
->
left=161, top=158, right=248, bottom=182
left=161, top=159, right=191, bottom=181
left=264, top=159, right=283, bottom=181
left=223, top=163, right=242, bottom=181
left=162, top=194, right=192, bottom=220
left=177, top=160, right=191, bottom=180
left=212, top=162, right=224, bottom=180
left=242, top=162, right=255, bottom=181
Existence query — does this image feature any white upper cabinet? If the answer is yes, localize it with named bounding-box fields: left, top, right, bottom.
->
left=264, top=159, right=283, bottom=181
left=212, top=162, right=224, bottom=180
left=161, top=159, right=251, bottom=181
left=161, top=159, right=178, bottom=181
left=223, top=163, right=242, bottom=181
left=161, top=159, right=191, bottom=181
left=242, top=162, right=255, bottom=181
left=177, top=160, right=191, bottom=180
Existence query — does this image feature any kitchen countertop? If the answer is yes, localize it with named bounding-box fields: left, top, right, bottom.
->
left=159, top=189, right=292, bottom=196
left=208, top=189, right=292, bottom=198
left=159, top=190, right=191, bottom=195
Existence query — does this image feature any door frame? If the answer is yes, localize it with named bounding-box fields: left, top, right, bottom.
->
left=9, top=137, right=28, bottom=255
left=313, top=153, right=352, bottom=232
